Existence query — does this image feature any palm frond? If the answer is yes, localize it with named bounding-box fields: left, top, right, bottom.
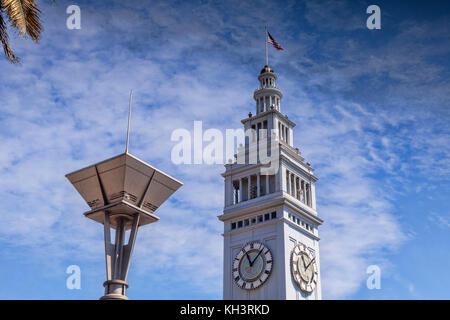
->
left=0, top=10, right=19, bottom=63
left=2, top=0, right=42, bottom=42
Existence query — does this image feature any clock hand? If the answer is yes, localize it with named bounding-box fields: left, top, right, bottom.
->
left=245, top=252, right=252, bottom=266
left=305, top=257, right=316, bottom=270
left=250, top=248, right=264, bottom=266
left=301, top=255, right=307, bottom=269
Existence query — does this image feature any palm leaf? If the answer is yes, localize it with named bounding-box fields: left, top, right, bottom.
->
left=0, top=10, right=19, bottom=63
left=2, top=0, right=41, bottom=41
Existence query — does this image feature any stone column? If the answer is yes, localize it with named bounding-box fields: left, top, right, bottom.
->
left=291, top=173, right=294, bottom=196
left=309, top=183, right=312, bottom=207
left=285, top=170, right=290, bottom=194
left=257, top=173, right=261, bottom=197
left=239, top=178, right=243, bottom=203
left=306, top=183, right=310, bottom=206
left=311, top=183, right=317, bottom=210
left=301, top=180, right=305, bottom=203
left=225, top=176, right=232, bottom=206
left=294, top=176, right=298, bottom=199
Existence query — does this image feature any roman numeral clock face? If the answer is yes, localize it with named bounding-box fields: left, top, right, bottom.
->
left=291, top=243, right=318, bottom=293
left=232, top=241, right=273, bottom=290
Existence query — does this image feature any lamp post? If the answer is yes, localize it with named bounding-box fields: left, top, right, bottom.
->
left=66, top=152, right=182, bottom=299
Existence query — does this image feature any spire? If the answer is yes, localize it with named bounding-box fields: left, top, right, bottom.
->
left=253, top=65, right=283, bottom=115
left=125, top=90, right=133, bottom=154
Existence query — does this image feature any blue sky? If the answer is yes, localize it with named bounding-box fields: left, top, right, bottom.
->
left=0, top=0, right=449, bottom=299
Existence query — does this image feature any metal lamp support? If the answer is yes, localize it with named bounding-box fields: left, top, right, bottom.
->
left=101, top=213, right=140, bottom=300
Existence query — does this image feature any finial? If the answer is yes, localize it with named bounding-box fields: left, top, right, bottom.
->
left=125, top=90, right=133, bottom=154
left=248, top=112, right=252, bottom=118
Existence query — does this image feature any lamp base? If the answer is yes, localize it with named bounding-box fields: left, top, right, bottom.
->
left=99, top=293, right=129, bottom=300
left=100, top=279, right=129, bottom=300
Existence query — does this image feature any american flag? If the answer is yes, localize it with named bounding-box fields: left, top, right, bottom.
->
left=268, top=32, right=283, bottom=51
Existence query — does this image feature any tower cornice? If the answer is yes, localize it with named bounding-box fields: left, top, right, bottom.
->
left=218, top=193, right=323, bottom=226
left=220, top=217, right=321, bottom=241
left=279, top=147, right=318, bottom=181
left=254, top=87, right=283, bottom=100
left=241, top=108, right=296, bottom=127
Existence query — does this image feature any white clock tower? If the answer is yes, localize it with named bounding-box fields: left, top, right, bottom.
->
left=218, top=65, right=323, bottom=300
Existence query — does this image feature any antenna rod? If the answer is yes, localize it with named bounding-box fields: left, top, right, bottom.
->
left=265, top=25, right=268, bottom=66
left=126, top=89, right=133, bottom=153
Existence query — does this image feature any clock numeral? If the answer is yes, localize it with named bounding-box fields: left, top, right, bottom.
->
left=266, top=260, right=272, bottom=264
left=264, top=270, right=270, bottom=275
left=234, top=276, right=240, bottom=281
left=232, top=268, right=238, bottom=272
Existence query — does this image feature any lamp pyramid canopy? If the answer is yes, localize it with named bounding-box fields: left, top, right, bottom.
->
left=66, top=152, right=183, bottom=228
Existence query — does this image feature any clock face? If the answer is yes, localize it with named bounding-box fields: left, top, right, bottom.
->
left=232, top=241, right=273, bottom=290
left=291, top=243, right=318, bottom=293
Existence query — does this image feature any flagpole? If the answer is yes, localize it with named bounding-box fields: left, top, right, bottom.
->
left=265, top=26, right=269, bottom=66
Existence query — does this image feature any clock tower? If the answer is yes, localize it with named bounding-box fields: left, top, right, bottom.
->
left=218, top=65, right=323, bottom=300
